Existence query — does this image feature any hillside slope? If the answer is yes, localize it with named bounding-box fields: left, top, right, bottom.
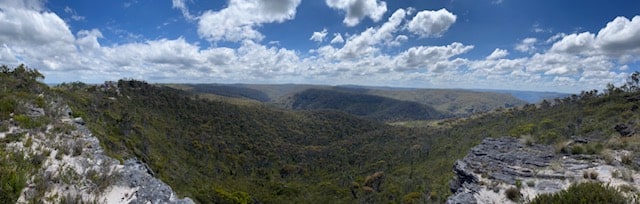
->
left=0, top=65, right=192, bottom=203
left=179, top=84, right=527, bottom=118
left=364, top=88, right=526, bottom=116
left=58, top=80, right=446, bottom=203
left=286, top=88, right=447, bottom=122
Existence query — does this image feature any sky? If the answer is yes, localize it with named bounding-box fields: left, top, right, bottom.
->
left=0, top=0, right=639, bottom=93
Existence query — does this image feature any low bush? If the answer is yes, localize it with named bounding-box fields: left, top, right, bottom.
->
left=505, top=187, right=521, bottom=201
left=530, top=182, right=627, bottom=204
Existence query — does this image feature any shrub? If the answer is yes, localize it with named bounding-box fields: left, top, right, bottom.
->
left=526, top=180, right=535, bottom=187
left=515, top=179, right=522, bottom=189
left=530, top=182, right=627, bottom=204
left=24, top=136, right=32, bottom=148
left=402, top=192, right=422, bottom=204
left=582, top=171, right=599, bottom=180
left=505, top=187, right=521, bottom=201
left=0, top=151, right=28, bottom=204
left=72, top=140, right=84, bottom=156
left=571, top=145, right=585, bottom=155
left=622, top=153, right=633, bottom=165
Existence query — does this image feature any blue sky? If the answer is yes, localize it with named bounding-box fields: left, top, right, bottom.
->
left=0, top=0, right=639, bottom=92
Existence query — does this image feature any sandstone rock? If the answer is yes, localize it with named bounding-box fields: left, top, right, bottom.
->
left=447, top=137, right=640, bottom=203
left=615, top=123, right=634, bottom=137
left=73, top=117, right=85, bottom=125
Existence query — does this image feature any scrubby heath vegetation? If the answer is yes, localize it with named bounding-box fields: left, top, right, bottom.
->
left=3, top=63, right=640, bottom=203
left=170, top=83, right=527, bottom=118
left=0, top=65, right=51, bottom=203
left=57, top=79, right=455, bottom=203
left=0, top=65, right=47, bottom=203
left=529, top=182, right=630, bottom=204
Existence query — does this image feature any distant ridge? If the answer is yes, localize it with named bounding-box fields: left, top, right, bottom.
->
left=473, top=89, right=571, bottom=103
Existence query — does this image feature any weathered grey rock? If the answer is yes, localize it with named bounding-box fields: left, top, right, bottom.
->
left=454, top=137, right=555, bottom=185
left=73, top=117, right=85, bottom=125
left=447, top=185, right=477, bottom=204
left=117, top=159, right=194, bottom=204
left=15, top=99, right=194, bottom=204
left=27, top=105, right=45, bottom=117
left=447, top=137, right=559, bottom=203
left=446, top=136, right=640, bottom=203
left=615, top=123, right=634, bottom=137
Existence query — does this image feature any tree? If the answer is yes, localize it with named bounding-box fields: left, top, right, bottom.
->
left=627, top=71, right=640, bottom=92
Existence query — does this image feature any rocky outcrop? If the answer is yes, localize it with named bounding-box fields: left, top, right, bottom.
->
left=2, top=99, right=193, bottom=204
left=447, top=137, right=640, bottom=203
left=615, top=123, right=635, bottom=137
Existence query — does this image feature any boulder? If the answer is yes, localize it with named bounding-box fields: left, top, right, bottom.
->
left=615, top=123, right=634, bottom=137
left=73, top=117, right=85, bottom=125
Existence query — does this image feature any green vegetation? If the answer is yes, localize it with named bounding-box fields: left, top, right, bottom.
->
left=287, top=88, right=446, bottom=122
left=57, top=71, right=640, bottom=203
left=0, top=65, right=49, bottom=203
left=0, top=150, right=28, bottom=203
left=505, top=187, right=521, bottom=201
left=365, top=88, right=526, bottom=116
left=58, top=80, right=453, bottom=203
left=3, top=63, right=640, bottom=203
left=530, top=182, right=628, bottom=204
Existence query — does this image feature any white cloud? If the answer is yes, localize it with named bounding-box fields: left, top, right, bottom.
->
left=64, top=6, right=85, bottom=21
left=330, top=33, right=344, bottom=44
left=198, top=0, right=302, bottom=42
left=0, top=0, right=45, bottom=11
left=325, top=0, right=387, bottom=26
left=123, top=0, right=139, bottom=8
left=542, top=15, right=640, bottom=62
left=1, top=2, right=638, bottom=93
left=334, top=8, right=406, bottom=59
left=76, top=29, right=103, bottom=52
left=309, top=29, right=328, bottom=43
left=172, top=0, right=196, bottom=20
left=394, top=42, right=473, bottom=72
left=595, top=16, right=640, bottom=54
left=545, top=33, right=566, bottom=43
left=515, top=38, right=537, bottom=53
left=532, top=23, right=551, bottom=33
left=388, top=35, right=408, bottom=47
left=486, top=48, right=509, bottom=60
left=549, top=32, right=595, bottom=55
left=407, top=8, right=456, bottom=38
left=0, top=6, right=76, bottom=54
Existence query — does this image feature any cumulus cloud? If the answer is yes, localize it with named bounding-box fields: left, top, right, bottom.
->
left=486, top=48, right=509, bottom=60
left=595, top=16, right=640, bottom=54
left=407, top=8, right=457, bottom=38
left=394, top=42, right=473, bottom=72
left=544, top=15, right=640, bottom=60
left=330, top=33, right=344, bottom=44
left=2, top=1, right=639, bottom=93
left=388, top=35, right=408, bottom=47
left=76, top=29, right=103, bottom=52
left=198, top=0, right=302, bottom=42
left=515, top=38, right=537, bottom=53
left=325, top=0, right=387, bottom=26
left=549, top=32, right=595, bottom=54
left=333, top=8, right=406, bottom=59
left=0, top=0, right=45, bottom=11
left=309, top=29, right=328, bottom=42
